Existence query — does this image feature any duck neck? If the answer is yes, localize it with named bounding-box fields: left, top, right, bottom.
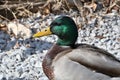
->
left=56, top=35, right=77, bottom=48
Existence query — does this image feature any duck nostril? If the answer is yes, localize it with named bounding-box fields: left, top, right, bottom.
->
left=45, top=29, right=47, bottom=32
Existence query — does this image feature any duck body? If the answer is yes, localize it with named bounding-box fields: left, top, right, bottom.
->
left=33, top=16, right=120, bottom=80
left=42, top=44, right=120, bottom=80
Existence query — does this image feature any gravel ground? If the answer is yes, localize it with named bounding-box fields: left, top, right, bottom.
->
left=0, top=11, right=120, bottom=80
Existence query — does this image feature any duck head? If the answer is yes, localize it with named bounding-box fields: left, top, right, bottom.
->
left=33, top=16, right=78, bottom=47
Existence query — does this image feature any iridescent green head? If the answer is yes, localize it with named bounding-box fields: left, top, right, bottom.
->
left=33, top=16, right=78, bottom=47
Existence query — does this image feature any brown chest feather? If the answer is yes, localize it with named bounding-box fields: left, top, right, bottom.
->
left=42, top=44, right=70, bottom=80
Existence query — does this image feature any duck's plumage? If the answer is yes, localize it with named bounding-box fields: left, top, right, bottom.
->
left=42, top=44, right=120, bottom=80
left=33, top=16, right=120, bottom=80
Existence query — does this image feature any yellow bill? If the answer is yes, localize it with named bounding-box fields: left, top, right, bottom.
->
left=33, top=27, right=52, bottom=38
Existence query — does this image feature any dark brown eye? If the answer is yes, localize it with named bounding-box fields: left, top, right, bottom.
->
left=57, top=23, right=62, bottom=26
left=51, top=22, right=62, bottom=26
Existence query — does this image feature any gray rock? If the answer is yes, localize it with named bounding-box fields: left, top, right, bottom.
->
left=112, top=25, right=120, bottom=34
left=0, top=74, right=5, bottom=80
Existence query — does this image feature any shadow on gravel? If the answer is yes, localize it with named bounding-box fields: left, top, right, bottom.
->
left=0, top=31, right=53, bottom=54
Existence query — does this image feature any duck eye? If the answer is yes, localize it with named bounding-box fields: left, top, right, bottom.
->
left=51, top=22, right=62, bottom=26
left=57, top=23, right=62, bottom=26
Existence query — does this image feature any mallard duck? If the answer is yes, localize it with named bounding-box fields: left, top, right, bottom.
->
left=33, top=16, right=120, bottom=80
